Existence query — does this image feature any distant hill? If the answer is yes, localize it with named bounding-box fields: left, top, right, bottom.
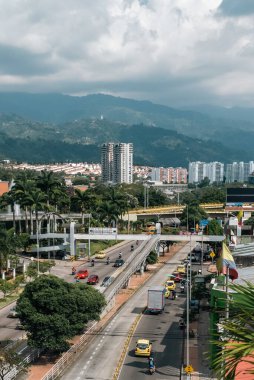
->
left=0, top=93, right=254, bottom=165
left=0, top=114, right=248, bottom=166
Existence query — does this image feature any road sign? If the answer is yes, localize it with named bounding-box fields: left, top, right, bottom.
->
left=199, top=219, right=208, bottom=227
left=210, top=251, right=215, bottom=258
left=185, top=364, right=194, bottom=374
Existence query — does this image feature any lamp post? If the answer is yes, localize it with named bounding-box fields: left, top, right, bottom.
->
left=88, top=213, right=91, bottom=261
left=36, top=219, right=40, bottom=275
left=186, top=255, right=190, bottom=380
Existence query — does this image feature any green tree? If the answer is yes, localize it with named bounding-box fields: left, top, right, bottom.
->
left=0, top=228, right=20, bottom=272
left=16, top=275, right=106, bottom=352
left=96, top=201, right=120, bottom=227
left=198, top=177, right=210, bottom=188
left=25, top=260, right=56, bottom=278
left=207, top=219, right=224, bottom=235
left=181, top=202, right=207, bottom=230
left=0, top=190, right=17, bottom=232
left=146, top=251, right=158, bottom=264
left=72, top=189, right=94, bottom=225
left=36, top=170, right=62, bottom=207
left=212, top=281, right=254, bottom=380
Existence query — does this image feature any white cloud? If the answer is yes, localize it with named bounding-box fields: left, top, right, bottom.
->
left=0, top=0, right=254, bottom=106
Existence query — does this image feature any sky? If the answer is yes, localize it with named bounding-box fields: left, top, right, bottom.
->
left=1, top=0, right=254, bottom=107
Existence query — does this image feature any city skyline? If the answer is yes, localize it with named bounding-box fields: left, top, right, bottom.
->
left=0, top=1, right=254, bottom=107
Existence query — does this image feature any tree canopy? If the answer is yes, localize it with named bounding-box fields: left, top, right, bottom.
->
left=212, top=281, right=254, bottom=380
left=16, top=275, right=106, bottom=352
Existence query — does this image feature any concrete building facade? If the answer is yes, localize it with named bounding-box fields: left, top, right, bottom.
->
left=188, top=161, right=224, bottom=184
left=101, top=142, right=133, bottom=184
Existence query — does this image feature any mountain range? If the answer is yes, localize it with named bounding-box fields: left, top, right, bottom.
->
left=0, top=92, right=253, bottom=166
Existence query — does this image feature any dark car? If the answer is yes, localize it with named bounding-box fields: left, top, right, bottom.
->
left=75, top=269, right=89, bottom=279
left=87, top=274, right=99, bottom=285
left=101, top=276, right=113, bottom=287
left=114, top=259, right=125, bottom=267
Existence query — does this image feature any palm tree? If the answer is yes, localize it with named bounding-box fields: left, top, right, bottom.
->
left=12, top=175, right=36, bottom=233
left=36, top=170, right=62, bottom=207
left=23, top=190, right=47, bottom=235
left=212, top=281, right=254, bottom=379
left=96, top=201, right=120, bottom=227
left=0, top=190, right=17, bottom=232
left=72, top=189, right=96, bottom=225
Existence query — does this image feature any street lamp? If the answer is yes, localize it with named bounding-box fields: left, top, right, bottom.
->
left=88, top=213, right=91, bottom=261
left=36, top=219, right=40, bottom=275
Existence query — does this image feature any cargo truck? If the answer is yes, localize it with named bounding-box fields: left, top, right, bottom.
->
left=147, top=286, right=165, bottom=314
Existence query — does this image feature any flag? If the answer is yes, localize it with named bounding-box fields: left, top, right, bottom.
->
left=216, top=242, right=238, bottom=280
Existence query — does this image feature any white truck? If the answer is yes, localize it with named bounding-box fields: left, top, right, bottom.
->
left=147, top=286, right=165, bottom=314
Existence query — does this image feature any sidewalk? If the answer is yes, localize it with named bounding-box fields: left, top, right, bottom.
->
left=187, top=263, right=216, bottom=380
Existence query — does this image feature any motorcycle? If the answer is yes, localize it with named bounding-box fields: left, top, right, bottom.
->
left=91, top=260, right=95, bottom=267
left=180, top=284, right=185, bottom=293
left=131, top=245, right=134, bottom=252
left=106, top=258, right=110, bottom=265
left=179, top=318, right=186, bottom=329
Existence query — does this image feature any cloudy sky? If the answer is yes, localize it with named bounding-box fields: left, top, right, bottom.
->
left=1, top=0, right=254, bottom=107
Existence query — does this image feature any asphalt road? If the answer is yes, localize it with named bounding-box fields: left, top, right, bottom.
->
left=0, top=241, right=134, bottom=343
left=60, top=243, right=190, bottom=380
left=119, top=283, right=186, bottom=379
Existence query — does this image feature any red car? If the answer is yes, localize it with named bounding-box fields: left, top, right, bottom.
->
left=87, top=274, right=99, bottom=285
left=75, top=269, right=89, bottom=279
left=170, top=271, right=183, bottom=283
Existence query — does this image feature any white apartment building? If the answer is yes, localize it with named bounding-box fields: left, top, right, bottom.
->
left=188, top=161, right=224, bottom=184
left=101, top=143, right=133, bottom=184
left=225, top=161, right=254, bottom=183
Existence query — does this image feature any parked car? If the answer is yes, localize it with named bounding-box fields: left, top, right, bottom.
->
left=75, top=269, right=89, bottom=279
left=95, top=252, right=106, bottom=259
left=87, top=274, right=99, bottom=285
left=101, top=276, right=113, bottom=287
left=16, top=321, right=25, bottom=330
left=135, top=339, right=152, bottom=357
left=8, top=307, right=18, bottom=318
left=113, top=259, right=125, bottom=267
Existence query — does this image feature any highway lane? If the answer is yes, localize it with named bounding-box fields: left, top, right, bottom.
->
left=0, top=303, right=25, bottom=342
left=60, top=243, right=190, bottom=380
left=119, top=284, right=186, bottom=379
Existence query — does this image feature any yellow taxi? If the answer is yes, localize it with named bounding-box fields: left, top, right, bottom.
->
left=95, top=252, right=106, bottom=259
left=176, top=264, right=186, bottom=274
left=164, top=280, right=176, bottom=291
left=135, top=339, right=152, bottom=357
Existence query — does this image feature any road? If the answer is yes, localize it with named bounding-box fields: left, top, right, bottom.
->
left=0, top=241, right=134, bottom=343
left=60, top=243, right=190, bottom=380
left=119, top=285, right=186, bottom=379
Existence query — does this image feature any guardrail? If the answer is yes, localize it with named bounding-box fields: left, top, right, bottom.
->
left=40, top=322, right=97, bottom=380
left=4, top=348, right=42, bottom=380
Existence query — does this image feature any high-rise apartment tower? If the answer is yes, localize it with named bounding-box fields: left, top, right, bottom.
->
left=101, top=143, right=133, bottom=184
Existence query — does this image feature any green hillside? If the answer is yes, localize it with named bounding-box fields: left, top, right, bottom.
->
left=0, top=115, right=248, bottom=166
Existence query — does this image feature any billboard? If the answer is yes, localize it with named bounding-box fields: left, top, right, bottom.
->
left=226, top=188, right=254, bottom=204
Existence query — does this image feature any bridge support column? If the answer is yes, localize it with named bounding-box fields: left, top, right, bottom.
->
left=70, top=221, right=76, bottom=257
